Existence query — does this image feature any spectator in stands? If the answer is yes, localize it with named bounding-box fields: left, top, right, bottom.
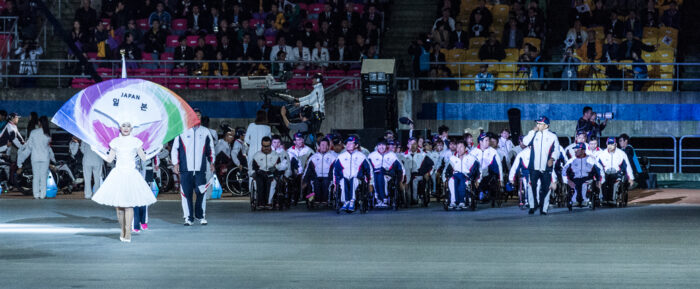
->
left=187, top=5, right=211, bottom=35
left=110, top=1, right=129, bottom=31
left=577, top=29, right=602, bottom=62
left=561, top=47, right=581, bottom=91
left=291, top=39, right=311, bottom=69
left=605, top=11, right=625, bottom=39
left=364, top=45, right=380, bottom=59
left=299, top=22, right=317, bottom=48
left=269, top=4, right=285, bottom=30
left=311, top=40, right=330, bottom=70
left=119, top=33, right=141, bottom=68
left=625, top=10, right=643, bottom=39
left=642, top=0, right=659, bottom=28
left=451, top=21, right=468, bottom=49
left=211, top=51, right=229, bottom=76
left=364, top=22, right=379, bottom=47
left=479, top=33, right=505, bottom=61
left=319, top=3, right=338, bottom=29
left=283, top=4, right=301, bottom=31
left=174, top=36, right=193, bottom=69
left=513, top=3, right=528, bottom=29
left=526, top=7, right=544, bottom=39
left=429, top=43, right=445, bottom=71
left=195, top=36, right=215, bottom=60
left=75, top=0, right=98, bottom=32
left=363, top=5, right=383, bottom=28
left=566, top=20, right=588, bottom=50
left=317, top=21, right=334, bottom=47
left=270, top=35, right=292, bottom=61
left=190, top=49, right=208, bottom=76
left=469, top=12, right=489, bottom=38
left=149, top=2, right=172, bottom=30
left=602, top=33, right=620, bottom=62
left=216, top=19, right=236, bottom=45
left=209, top=6, right=222, bottom=34
left=144, top=19, right=167, bottom=58
left=70, top=20, right=88, bottom=52
left=176, top=0, right=193, bottom=18
left=136, top=0, right=156, bottom=19
left=527, top=46, right=543, bottom=90
left=475, top=64, right=494, bottom=92
left=570, top=0, right=592, bottom=27
left=271, top=50, right=292, bottom=76
left=590, top=0, right=609, bottom=27
left=236, top=19, right=256, bottom=44
left=502, top=18, right=524, bottom=49
left=620, top=31, right=656, bottom=60
left=631, top=51, right=648, bottom=91
left=255, top=37, right=271, bottom=63
left=408, top=36, right=430, bottom=77
left=353, top=35, right=367, bottom=60
left=661, top=1, right=680, bottom=29
left=330, top=36, right=352, bottom=70
left=433, top=8, right=456, bottom=32
left=14, top=40, right=42, bottom=88
left=125, top=19, right=143, bottom=45
left=337, top=19, right=356, bottom=43
left=517, top=44, right=532, bottom=75
left=342, top=3, right=361, bottom=29
left=432, top=22, right=451, bottom=48
left=218, top=35, right=234, bottom=62
left=470, top=0, right=493, bottom=29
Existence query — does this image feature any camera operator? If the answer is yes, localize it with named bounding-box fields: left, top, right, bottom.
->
left=293, top=73, right=325, bottom=134
left=575, top=106, right=608, bottom=139
left=281, top=105, right=312, bottom=136
left=561, top=47, right=581, bottom=91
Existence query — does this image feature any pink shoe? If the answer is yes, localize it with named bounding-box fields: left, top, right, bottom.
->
left=140, top=223, right=148, bottom=230
left=305, top=192, right=315, bottom=200
left=132, top=229, right=140, bottom=233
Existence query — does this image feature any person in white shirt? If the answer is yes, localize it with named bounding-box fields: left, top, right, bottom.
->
left=311, top=41, right=330, bottom=70
left=562, top=143, right=603, bottom=208
left=296, top=74, right=325, bottom=133
left=245, top=110, right=272, bottom=169
left=597, top=137, right=635, bottom=206
left=302, top=138, right=337, bottom=204
left=587, top=137, right=602, bottom=158
left=497, top=129, right=514, bottom=168
left=444, top=141, right=480, bottom=209
left=522, top=116, right=561, bottom=215
left=270, top=36, right=293, bottom=61
left=470, top=133, right=504, bottom=206
left=17, top=116, right=54, bottom=199
left=80, top=140, right=104, bottom=199
left=291, top=40, right=311, bottom=69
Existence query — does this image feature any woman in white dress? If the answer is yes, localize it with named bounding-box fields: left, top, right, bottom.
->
left=91, top=122, right=159, bottom=242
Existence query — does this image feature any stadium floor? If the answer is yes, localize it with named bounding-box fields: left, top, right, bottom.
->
left=1, top=198, right=700, bottom=288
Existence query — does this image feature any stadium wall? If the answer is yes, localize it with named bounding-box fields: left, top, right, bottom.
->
left=398, top=91, right=700, bottom=137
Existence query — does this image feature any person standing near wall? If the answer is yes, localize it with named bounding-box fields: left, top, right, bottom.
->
left=522, top=116, right=560, bottom=215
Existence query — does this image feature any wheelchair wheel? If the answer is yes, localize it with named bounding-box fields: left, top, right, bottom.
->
left=226, top=167, right=249, bottom=197
left=249, top=184, right=258, bottom=211
left=421, top=179, right=431, bottom=207
left=468, top=183, right=478, bottom=211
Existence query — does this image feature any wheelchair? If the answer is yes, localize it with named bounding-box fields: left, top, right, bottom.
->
left=442, top=177, right=478, bottom=211
left=602, top=173, right=629, bottom=208
left=405, top=173, right=432, bottom=208
left=565, top=179, right=600, bottom=212
left=333, top=177, right=371, bottom=214
left=371, top=173, right=403, bottom=211
left=304, top=178, right=335, bottom=210
left=225, top=165, right=250, bottom=197
left=477, top=174, right=505, bottom=208
left=249, top=170, right=288, bottom=211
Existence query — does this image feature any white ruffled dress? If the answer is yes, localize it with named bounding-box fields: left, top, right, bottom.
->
left=91, top=135, right=157, bottom=207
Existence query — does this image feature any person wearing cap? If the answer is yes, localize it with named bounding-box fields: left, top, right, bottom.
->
left=288, top=132, right=315, bottom=204
left=171, top=109, right=216, bottom=226
left=367, top=138, right=404, bottom=208
left=562, top=143, right=604, bottom=207
left=444, top=141, right=481, bottom=209
left=522, top=116, right=561, bottom=215
left=331, top=136, right=373, bottom=212
left=470, top=132, right=504, bottom=205
left=402, top=140, right=434, bottom=206
left=0, top=113, right=24, bottom=154
left=564, top=130, right=589, bottom=160
left=249, top=136, right=287, bottom=208
left=597, top=137, right=635, bottom=205
left=302, top=138, right=338, bottom=204
left=296, top=73, right=326, bottom=134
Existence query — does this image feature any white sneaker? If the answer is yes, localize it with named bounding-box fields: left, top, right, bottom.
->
left=184, top=219, right=193, bottom=226
left=199, top=219, right=208, bottom=225
left=458, top=203, right=466, bottom=208
left=448, top=202, right=456, bottom=208
left=383, top=198, right=389, bottom=204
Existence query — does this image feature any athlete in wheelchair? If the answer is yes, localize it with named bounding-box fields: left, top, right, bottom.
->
left=403, top=141, right=434, bottom=207
left=367, top=139, right=405, bottom=209
left=302, top=138, right=337, bottom=209
left=288, top=132, right=314, bottom=206
left=508, top=145, right=533, bottom=209
left=562, top=143, right=604, bottom=211
left=470, top=133, right=504, bottom=207
left=331, top=136, right=373, bottom=213
left=443, top=141, right=481, bottom=210
left=597, top=137, right=635, bottom=207
left=248, top=137, right=288, bottom=210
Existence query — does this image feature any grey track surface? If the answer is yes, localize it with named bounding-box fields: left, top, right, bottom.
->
left=1, top=199, right=700, bottom=289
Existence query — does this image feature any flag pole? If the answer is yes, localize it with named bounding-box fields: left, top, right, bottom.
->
left=120, top=49, right=127, bottom=79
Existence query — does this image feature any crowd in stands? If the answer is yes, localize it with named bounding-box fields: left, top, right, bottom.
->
left=411, top=0, right=682, bottom=92
left=67, top=0, right=388, bottom=86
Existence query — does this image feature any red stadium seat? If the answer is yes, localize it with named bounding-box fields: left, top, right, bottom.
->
left=352, top=4, right=365, bottom=15
left=207, top=79, right=225, bottom=89
left=305, top=20, right=319, bottom=32
left=172, top=19, right=187, bottom=31
left=205, top=34, right=217, bottom=46
left=160, top=52, right=174, bottom=60
left=136, top=18, right=149, bottom=31
left=345, top=69, right=361, bottom=89
left=101, top=18, right=110, bottom=27
left=186, top=35, right=199, bottom=47
left=249, top=19, right=264, bottom=28
left=168, top=83, right=186, bottom=90
left=265, top=36, right=275, bottom=47
left=151, top=68, right=170, bottom=85
left=86, top=52, right=98, bottom=60
left=222, top=78, right=240, bottom=89
left=189, top=78, right=207, bottom=89
left=172, top=68, right=188, bottom=76
left=71, top=78, right=95, bottom=89
left=308, top=3, right=324, bottom=14
left=166, top=35, right=179, bottom=47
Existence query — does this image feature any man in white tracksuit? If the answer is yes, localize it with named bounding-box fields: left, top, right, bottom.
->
left=297, top=73, right=325, bottom=133
left=172, top=112, right=216, bottom=226
left=522, top=116, right=561, bottom=215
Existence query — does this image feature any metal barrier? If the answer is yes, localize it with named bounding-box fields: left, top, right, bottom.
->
left=679, top=135, right=700, bottom=173
left=629, top=135, right=677, bottom=173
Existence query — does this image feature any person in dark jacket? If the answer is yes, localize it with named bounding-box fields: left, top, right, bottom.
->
left=479, top=33, right=505, bottom=61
